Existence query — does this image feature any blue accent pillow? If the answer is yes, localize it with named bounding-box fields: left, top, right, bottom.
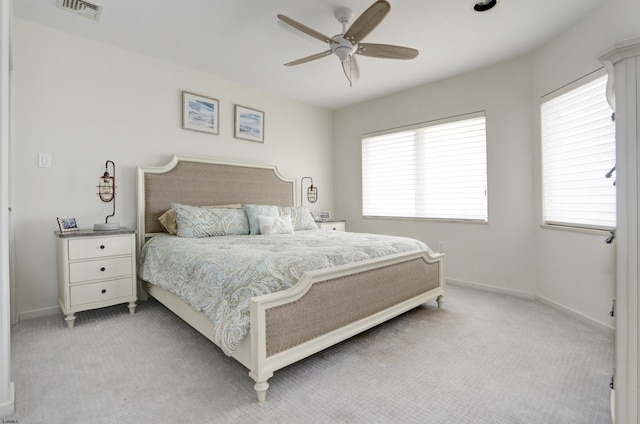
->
left=244, top=204, right=280, bottom=235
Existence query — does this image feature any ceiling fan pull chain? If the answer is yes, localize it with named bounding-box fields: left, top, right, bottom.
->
left=349, top=58, right=353, bottom=87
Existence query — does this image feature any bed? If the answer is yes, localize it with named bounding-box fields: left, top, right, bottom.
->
left=136, top=155, right=445, bottom=402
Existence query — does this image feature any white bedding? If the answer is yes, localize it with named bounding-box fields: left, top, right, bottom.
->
left=138, top=230, right=430, bottom=355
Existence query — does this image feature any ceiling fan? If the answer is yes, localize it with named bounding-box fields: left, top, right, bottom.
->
left=277, top=0, right=419, bottom=86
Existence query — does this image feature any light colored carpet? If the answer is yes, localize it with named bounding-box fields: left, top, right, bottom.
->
left=9, top=285, right=613, bottom=423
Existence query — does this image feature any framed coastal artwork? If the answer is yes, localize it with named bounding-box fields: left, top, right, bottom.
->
left=234, top=105, right=264, bottom=143
left=182, top=91, right=219, bottom=135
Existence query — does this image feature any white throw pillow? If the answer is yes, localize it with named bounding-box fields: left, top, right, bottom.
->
left=258, top=214, right=294, bottom=235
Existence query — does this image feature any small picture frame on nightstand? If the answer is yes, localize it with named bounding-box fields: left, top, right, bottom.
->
left=57, top=216, right=79, bottom=233
left=319, top=211, right=331, bottom=221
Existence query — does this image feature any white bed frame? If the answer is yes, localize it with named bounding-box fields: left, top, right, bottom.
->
left=137, top=155, right=445, bottom=402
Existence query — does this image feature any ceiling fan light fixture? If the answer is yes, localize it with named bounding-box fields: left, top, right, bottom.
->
left=334, top=46, right=352, bottom=62
left=474, top=0, right=497, bottom=12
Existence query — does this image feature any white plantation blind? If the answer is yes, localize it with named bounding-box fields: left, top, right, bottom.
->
left=362, top=113, right=487, bottom=220
left=541, top=72, right=616, bottom=230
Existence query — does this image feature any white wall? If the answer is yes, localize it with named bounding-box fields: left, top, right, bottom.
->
left=1, top=0, right=15, bottom=418
left=532, top=0, right=640, bottom=328
left=334, top=0, right=639, bottom=328
left=12, top=0, right=639, bottom=329
left=11, top=20, right=334, bottom=319
left=334, top=55, right=538, bottom=298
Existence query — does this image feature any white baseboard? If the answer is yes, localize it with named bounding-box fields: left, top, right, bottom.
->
left=0, top=382, right=15, bottom=419
left=448, top=278, right=614, bottom=333
left=535, top=294, right=614, bottom=333
left=447, top=278, right=536, bottom=299
left=610, top=388, right=615, bottom=424
left=17, top=305, right=60, bottom=322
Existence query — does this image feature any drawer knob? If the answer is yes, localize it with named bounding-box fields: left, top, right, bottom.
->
left=101, top=289, right=107, bottom=294
left=100, top=267, right=106, bottom=272
left=100, top=245, right=105, bottom=249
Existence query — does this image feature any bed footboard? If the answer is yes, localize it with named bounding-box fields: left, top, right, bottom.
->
left=249, top=249, right=444, bottom=402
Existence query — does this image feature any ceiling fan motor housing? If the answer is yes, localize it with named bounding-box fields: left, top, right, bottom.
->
left=331, top=35, right=357, bottom=62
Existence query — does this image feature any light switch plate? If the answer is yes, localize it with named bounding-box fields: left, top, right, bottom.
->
left=38, top=153, right=52, bottom=168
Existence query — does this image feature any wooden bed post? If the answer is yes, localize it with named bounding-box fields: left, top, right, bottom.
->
left=253, top=381, right=270, bottom=403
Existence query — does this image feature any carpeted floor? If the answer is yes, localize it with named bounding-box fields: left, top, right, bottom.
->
left=8, top=284, right=613, bottom=423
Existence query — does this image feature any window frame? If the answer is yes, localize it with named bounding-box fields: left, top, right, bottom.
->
left=361, top=111, right=488, bottom=223
left=540, top=68, right=616, bottom=232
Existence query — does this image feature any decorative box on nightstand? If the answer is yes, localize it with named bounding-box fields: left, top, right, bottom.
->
left=56, top=228, right=137, bottom=328
left=315, top=219, right=346, bottom=232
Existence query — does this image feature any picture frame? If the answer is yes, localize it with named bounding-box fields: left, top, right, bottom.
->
left=57, top=216, right=79, bottom=233
left=234, top=105, right=264, bottom=143
left=319, top=211, right=331, bottom=220
left=182, top=91, right=219, bottom=135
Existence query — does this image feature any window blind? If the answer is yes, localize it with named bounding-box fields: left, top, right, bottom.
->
left=362, top=114, right=487, bottom=220
left=541, top=73, right=616, bottom=230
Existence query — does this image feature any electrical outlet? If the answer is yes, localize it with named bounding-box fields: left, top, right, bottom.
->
left=438, top=241, right=446, bottom=252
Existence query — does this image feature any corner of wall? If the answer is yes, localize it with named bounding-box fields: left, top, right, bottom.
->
left=0, top=382, right=15, bottom=419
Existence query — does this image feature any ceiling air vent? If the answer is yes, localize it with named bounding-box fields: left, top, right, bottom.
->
left=56, top=0, right=103, bottom=21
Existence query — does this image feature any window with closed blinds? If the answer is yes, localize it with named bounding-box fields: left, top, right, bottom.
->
left=541, top=71, right=616, bottom=230
left=362, top=113, right=488, bottom=221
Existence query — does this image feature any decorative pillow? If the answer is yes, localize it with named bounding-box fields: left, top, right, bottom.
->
left=279, top=206, right=318, bottom=231
left=258, top=214, right=294, bottom=235
left=158, top=204, right=242, bottom=235
left=244, top=204, right=280, bottom=235
left=172, top=203, right=249, bottom=238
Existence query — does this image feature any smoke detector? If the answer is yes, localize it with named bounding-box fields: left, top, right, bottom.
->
left=56, top=0, right=103, bottom=21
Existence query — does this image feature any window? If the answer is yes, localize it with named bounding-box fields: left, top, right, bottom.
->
left=541, top=71, right=616, bottom=230
left=362, top=113, right=487, bottom=221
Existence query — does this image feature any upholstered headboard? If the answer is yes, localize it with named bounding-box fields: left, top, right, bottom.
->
left=136, top=155, right=296, bottom=250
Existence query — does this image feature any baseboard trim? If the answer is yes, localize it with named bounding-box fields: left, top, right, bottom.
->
left=447, top=278, right=536, bottom=299
left=0, top=382, right=15, bottom=419
left=535, top=294, right=614, bottom=332
left=17, top=305, right=60, bottom=322
left=448, top=278, right=614, bottom=333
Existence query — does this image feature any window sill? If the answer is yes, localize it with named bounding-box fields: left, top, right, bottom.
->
left=540, top=223, right=612, bottom=236
left=363, top=216, right=488, bottom=225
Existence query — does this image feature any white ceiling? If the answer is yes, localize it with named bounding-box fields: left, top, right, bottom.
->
left=13, top=0, right=603, bottom=110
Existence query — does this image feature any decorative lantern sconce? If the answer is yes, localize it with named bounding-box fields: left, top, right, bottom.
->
left=301, top=177, right=318, bottom=205
left=94, top=160, right=120, bottom=231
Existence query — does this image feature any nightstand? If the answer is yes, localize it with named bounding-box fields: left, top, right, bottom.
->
left=56, top=228, right=137, bottom=328
left=315, top=219, right=346, bottom=232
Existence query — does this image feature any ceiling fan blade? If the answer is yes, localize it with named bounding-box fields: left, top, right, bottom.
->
left=341, top=56, right=360, bottom=84
left=284, top=50, right=332, bottom=66
left=357, top=43, right=419, bottom=60
left=277, top=14, right=337, bottom=44
left=343, top=0, right=390, bottom=44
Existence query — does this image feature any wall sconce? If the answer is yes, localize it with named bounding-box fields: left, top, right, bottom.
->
left=301, top=177, right=318, bottom=205
left=94, top=160, right=120, bottom=231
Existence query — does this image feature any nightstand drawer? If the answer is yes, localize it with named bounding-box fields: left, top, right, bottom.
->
left=70, top=278, right=133, bottom=306
left=68, top=236, right=132, bottom=260
left=316, top=221, right=346, bottom=231
left=69, top=257, right=132, bottom=283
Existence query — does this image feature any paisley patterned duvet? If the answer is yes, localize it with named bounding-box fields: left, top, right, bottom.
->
left=138, top=230, right=430, bottom=355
